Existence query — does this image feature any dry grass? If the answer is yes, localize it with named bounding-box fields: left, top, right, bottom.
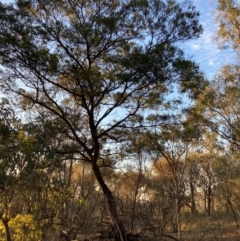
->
left=182, top=212, right=240, bottom=241
left=76, top=213, right=240, bottom=241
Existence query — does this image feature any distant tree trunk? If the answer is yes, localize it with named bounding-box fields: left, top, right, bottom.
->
left=92, top=162, right=127, bottom=241
left=204, top=190, right=207, bottom=213
left=172, top=176, right=182, bottom=240
left=190, top=176, right=196, bottom=215
left=2, top=218, right=12, bottom=241
left=2, top=190, right=12, bottom=241
left=130, top=171, right=142, bottom=234
left=227, top=198, right=239, bottom=229
left=80, top=162, right=85, bottom=198
left=207, top=176, right=212, bottom=215
left=175, top=190, right=182, bottom=241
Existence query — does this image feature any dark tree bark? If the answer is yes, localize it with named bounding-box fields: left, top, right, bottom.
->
left=92, top=162, right=127, bottom=241
left=190, top=175, right=196, bottom=215
left=2, top=218, right=12, bottom=241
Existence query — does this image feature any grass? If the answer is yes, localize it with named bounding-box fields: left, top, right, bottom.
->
left=181, top=212, right=240, bottom=241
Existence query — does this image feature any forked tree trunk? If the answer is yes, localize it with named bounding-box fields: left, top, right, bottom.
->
left=92, top=162, right=127, bottom=241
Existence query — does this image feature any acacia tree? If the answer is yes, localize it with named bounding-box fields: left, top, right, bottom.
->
left=0, top=100, right=39, bottom=241
left=0, top=99, right=22, bottom=241
left=215, top=0, right=240, bottom=51
left=0, top=99, right=66, bottom=241
left=154, top=131, right=192, bottom=240
left=0, top=0, right=203, bottom=240
left=214, top=151, right=240, bottom=229
left=195, top=0, right=240, bottom=148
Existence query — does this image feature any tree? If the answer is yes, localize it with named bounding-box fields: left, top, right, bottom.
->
left=0, top=99, right=69, bottom=241
left=185, top=152, right=201, bottom=215
left=153, top=130, right=192, bottom=240
left=214, top=152, right=240, bottom=229
left=196, top=70, right=240, bottom=149
left=0, top=99, right=30, bottom=241
left=200, top=0, right=240, bottom=147
left=0, top=0, right=203, bottom=240
left=215, top=0, right=240, bottom=51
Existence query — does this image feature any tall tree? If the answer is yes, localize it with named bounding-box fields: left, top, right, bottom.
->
left=0, top=0, right=203, bottom=240
left=0, top=99, right=65, bottom=241
left=215, top=0, right=240, bottom=51
left=202, top=0, right=240, bottom=147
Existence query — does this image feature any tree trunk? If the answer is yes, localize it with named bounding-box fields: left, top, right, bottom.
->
left=207, top=176, right=212, bottom=215
left=130, top=172, right=142, bottom=234
left=175, top=195, right=182, bottom=241
left=190, top=176, right=196, bottom=215
left=92, top=162, right=127, bottom=241
left=204, top=189, right=207, bottom=213
left=227, top=198, right=239, bottom=229
left=2, top=218, right=12, bottom=241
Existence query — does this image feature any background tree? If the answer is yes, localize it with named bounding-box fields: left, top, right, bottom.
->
left=215, top=0, right=240, bottom=51
left=214, top=151, right=240, bottom=229
left=198, top=0, right=240, bottom=148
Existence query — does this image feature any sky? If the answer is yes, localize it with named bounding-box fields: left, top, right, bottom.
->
left=0, top=0, right=234, bottom=80
left=181, top=0, right=236, bottom=79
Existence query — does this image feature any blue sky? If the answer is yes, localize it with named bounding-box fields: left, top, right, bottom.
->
left=181, top=0, right=236, bottom=79
left=0, top=0, right=233, bottom=79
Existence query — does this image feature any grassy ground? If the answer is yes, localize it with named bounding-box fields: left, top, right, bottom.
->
left=76, top=212, right=240, bottom=241
left=181, top=212, right=240, bottom=241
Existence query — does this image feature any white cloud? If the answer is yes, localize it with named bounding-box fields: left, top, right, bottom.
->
left=180, top=1, right=237, bottom=79
left=208, top=60, right=214, bottom=66
left=191, top=44, right=200, bottom=50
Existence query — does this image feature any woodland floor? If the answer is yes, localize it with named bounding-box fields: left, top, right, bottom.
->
left=76, top=213, right=240, bottom=241
left=134, top=213, right=240, bottom=241
left=180, top=212, right=240, bottom=241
